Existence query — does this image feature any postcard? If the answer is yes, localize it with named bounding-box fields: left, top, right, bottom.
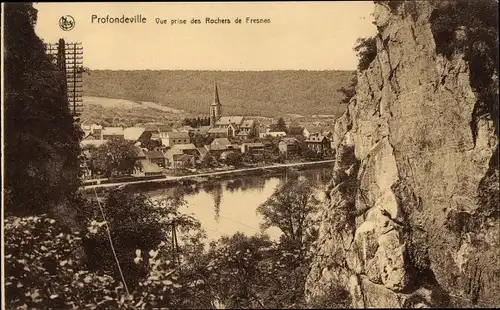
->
left=2, top=1, right=499, bottom=309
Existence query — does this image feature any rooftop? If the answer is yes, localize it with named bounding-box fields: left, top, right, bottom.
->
left=240, top=119, right=255, bottom=128
left=216, top=116, right=245, bottom=126
left=145, top=150, right=165, bottom=159
left=208, top=127, right=228, bottom=134
left=165, top=131, right=190, bottom=139
left=174, top=154, right=195, bottom=161
left=212, top=138, right=232, bottom=146
left=138, top=159, right=163, bottom=173
left=172, top=143, right=198, bottom=150
left=305, top=135, right=328, bottom=143
left=102, top=127, right=124, bottom=135
left=280, top=137, right=298, bottom=145
left=243, top=142, right=265, bottom=147
left=81, top=140, right=108, bottom=148
left=123, top=127, right=146, bottom=141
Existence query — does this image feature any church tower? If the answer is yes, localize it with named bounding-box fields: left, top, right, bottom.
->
left=210, top=82, right=222, bottom=126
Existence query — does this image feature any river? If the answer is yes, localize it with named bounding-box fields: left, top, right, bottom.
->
left=138, top=165, right=334, bottom=243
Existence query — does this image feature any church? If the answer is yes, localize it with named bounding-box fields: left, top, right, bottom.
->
left=207, top=83, right=259, bottom=140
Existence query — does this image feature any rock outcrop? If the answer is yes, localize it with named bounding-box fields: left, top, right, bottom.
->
left=306, top=1, right=499, bottom=308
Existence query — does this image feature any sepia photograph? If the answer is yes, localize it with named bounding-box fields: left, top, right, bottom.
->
left=2, top=1, right=499, bottom=309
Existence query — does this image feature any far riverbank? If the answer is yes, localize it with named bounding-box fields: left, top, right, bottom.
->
left=81, top=160, right=335, bottom=196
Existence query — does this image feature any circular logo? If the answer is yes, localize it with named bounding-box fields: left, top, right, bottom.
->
left=59, top=15, right=75, bottom=31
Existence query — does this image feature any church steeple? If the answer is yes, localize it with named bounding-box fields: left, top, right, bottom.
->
left=213, top=82, right=220, bottom=106
left=210, top=82, right=222, bottom=126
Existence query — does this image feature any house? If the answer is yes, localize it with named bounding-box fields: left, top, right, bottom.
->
left=241, top=142, right=265, bottom=155
left=211, top=138, right=237, bottom=150
left=305, top=135, right=331, bottom=155
left=165, top=148, right=184, bottom=168
left=144, top=150, right=166, bottom=168
left=205, top=138, right=238, bottom=158
left=197, top=126, right=211, bottom=135
left=304, top=125, right=326, bottom=138
left=177, top=125, right=196, bottom=134
left=263, top=131, right=287, bottom=138
left=102, top=127, right=124, bottom=140
left=235, top=119, right=258, bottom=139
left=161, top=131, right=190, bottom=147
left=207, top=126, right=232, bottom=138
left=322, top=131, right=333, bottom=139
left=278, top=138, right=298, bottom=157
left=82, top=124, right=103, bottom=140
left=135, top=159, right=163, bottom=176
left=171, top=143, right=200, bottom=158
left=149, top=124, right=172, bottom=139
left=123, top=127, right=151, bottom=143
left=81, top=139, right=108, bottom=149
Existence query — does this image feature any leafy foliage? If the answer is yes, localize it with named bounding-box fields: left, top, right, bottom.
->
left=83, top=70, right=354, bottom=117
left=270, top=117, right=288, bottom=133
left=223, top=152, right=243, bottom=167
left=4, top=3, right=83, bottom=215
left=84, top=138, right=139, bottom=177
left=430, top=0, right=499, bottom=133
left=200, top=154, right=218, bottom=168
left=202, top=233, right=313, bottom=309
left=257, top=179, right=320, bottom=246
left=354, top=36, right=378, bottom=72
left=338, top=74, right=357, bottom=104
left=307, top=284, right=351, bottom=309
left=191, top=133, right=214, bottom=148
left=182, top=117, right=211, bottom=128
left=4, top=210, right=209, bottom=309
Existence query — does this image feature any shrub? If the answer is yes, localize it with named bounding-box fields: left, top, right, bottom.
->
left=430, top=0, right=499, bottom=134
left=354, top=36, right=378, bottom=71
left=308, top=284, right=352, bottom=309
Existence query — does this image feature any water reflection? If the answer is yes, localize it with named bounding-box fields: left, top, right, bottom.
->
left=143, top=166, right=333, bottom=242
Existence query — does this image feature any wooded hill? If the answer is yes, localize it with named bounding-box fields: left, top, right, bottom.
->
left=83, top=70, right=355, bottom=117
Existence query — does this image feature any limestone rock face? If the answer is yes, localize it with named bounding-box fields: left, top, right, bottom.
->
left=305, top=1, right=499, bottom=308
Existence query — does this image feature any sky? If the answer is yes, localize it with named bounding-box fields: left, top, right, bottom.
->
left=34, top=2, right=377, bottom=71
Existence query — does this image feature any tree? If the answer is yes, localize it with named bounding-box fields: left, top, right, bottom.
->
left=257, top=179, right=320, bottom=246
left=354, top=36, right=377, bottom=71
left=192, top=133, right=213, bottom=147
left=141, top=139, right=161, bottom=151
left=273, top=117, right=288, bottom=133
left=338, top=74, right=357, bottom=104
left=430, top=0, right=499, bottom=134
left=224, top=152, right=243, bottom=167
left=248, top=122, right=259, bottom=139
left=88, top=138, right=139, bottom=177
left=201, top=154, right=217, bottom=168
left=302, top=148, right=320, bottom=161
left=4, top=3, right=84, bottom=215
left=203, top=233, right=275, bottom=309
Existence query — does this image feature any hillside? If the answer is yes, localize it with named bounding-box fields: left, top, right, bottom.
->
left=83, top=70, right=354, bottom=117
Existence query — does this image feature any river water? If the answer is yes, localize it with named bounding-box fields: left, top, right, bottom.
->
left=140, top=165, right=334, bottom=242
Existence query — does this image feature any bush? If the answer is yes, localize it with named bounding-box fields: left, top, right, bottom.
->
left=308, top=284, right=352, bottom=309
left=430, top=0, right=499, bottom=134
left=354, top=36, right=378, bottom=71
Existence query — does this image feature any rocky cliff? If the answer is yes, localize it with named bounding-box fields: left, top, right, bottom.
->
left=305, top=1, right=499, bottom=308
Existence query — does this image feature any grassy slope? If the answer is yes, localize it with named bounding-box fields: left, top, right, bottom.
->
left=83, top=70, right=354, bottom=118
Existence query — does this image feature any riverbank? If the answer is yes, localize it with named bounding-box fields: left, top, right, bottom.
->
left=81, top=159, right=335, bottom=195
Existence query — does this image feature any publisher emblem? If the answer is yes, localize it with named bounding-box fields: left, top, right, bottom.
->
left=59, top=15, right=75, bottom=31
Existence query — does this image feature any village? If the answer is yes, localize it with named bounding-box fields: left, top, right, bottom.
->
left=80, top=83, right=336, bottom=182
